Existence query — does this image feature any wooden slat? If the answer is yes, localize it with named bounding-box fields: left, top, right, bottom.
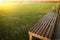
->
left=29, top=13, right=52, bottom=32
left=29, top=12, right=54, bottom=32
left=28, top=12, right=57, bottom=40
left=32, top=14, right=54, bottom=32
left=36, top=15, right=53, bottom=34
left=48, top=14, right=57, bottom=38
left=31, top=15, right=47, bottom=33
left=41, top=15, right=53, bottom=36
left=44, top=14, right=56, bottom=38
left=29, top=14, right=48, bottom=32
left=34, top=16, right=50, bottom=33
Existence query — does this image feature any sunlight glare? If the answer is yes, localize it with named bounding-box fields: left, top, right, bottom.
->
left=0, top=0, right=3, bottom=3
left=0, top=0, right=19, bottom=11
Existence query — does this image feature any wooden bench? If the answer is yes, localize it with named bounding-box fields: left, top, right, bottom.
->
left=28, top=12, right=57, bottom=40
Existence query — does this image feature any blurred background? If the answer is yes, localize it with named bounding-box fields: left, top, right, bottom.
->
left=0, top=0, right=60, bottom=40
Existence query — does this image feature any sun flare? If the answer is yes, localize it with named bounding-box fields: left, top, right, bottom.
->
left=0, top=0, right=3, bottom=3
left=0, top=0, right=19, bottom=11
left=0, top=0, right=18, bottom=6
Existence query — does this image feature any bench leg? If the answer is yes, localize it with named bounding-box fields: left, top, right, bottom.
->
left=29, top=35, right=32, bottom=40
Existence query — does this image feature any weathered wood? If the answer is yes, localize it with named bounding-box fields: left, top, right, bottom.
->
left=29, top=12, right=53, bottom=32
left=29, top=13, right=50, bottom=32
left=48, top=14, right=57, bottom=38
left=28, top=12, right=57, bottom=40
left=41, top=15, right=53, bottom=36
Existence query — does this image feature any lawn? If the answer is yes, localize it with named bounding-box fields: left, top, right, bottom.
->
left=0, top=3, right=56, bottom=40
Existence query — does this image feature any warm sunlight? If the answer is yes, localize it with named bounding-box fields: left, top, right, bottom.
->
left=0, top=0, right=3, bottom=3
left=0, top=0, right=19, bottom=6
left=0, top=0, right=20, bottom=11
left=0, top=0, right=59, bottom=10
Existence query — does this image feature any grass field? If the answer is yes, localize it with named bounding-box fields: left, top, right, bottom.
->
left=0, top=3, right=56, bottom=40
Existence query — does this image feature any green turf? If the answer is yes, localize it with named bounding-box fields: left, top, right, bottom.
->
left=0, top=3, right=56, bottom=40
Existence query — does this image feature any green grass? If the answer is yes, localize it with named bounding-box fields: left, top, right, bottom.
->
left=0, top=3, right=56, bottom=40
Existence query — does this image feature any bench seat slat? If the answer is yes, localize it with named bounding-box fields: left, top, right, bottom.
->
left=29, top=12, right=55, bottom=32
left=34, top=16, right=50, bottom=33
left=34, top=13, right=52, bottom=33
left=40, top=15, right=53, bottom=36
left=30, top=13, right=55, bottom=33
left=29, top=14, right=48, bottom=32
left=48, top=14, right=57, bottom=38
left=28, top=12, right=57, bottom=40
left=36, top=15, right=53, bottom=34
left=44, top=15, right=57, bottom=38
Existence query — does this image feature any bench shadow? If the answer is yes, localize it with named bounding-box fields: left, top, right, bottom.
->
left=32, top=36, right=41, bottom=40
left=52, top=18, right=60, bottom=40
